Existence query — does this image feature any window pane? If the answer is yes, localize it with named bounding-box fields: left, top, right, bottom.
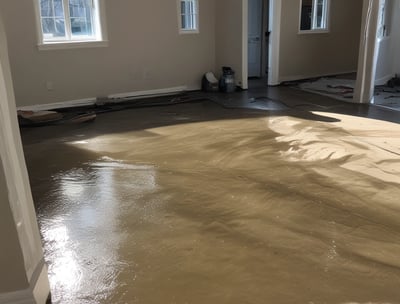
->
left=40, top=0, right=66, bottom=40
left=316, top=0, right=324, bottom=28
left=40, top=0, right=54, bottom=17
left=69, top=0, right=90, bottom=17
left=300, top=3, right=312, bottom=30
left=189, top=1, right=193, bottom=28
left=181, top=15, right=187, bottom=29
left=180, top=0, right=197, bottom=30
left=69, top=0, right=94, bottom=37
left=300, top=0, right=328, bottom=31
left=41, top=17, right=66, bottom=38
left=189, top=1, right=194, bottom=15
left=41, top=18, right=55, bottom=34
left=181, top=1, right=186, bottom=14
left=70, top=17, right=93, bottom=36
left=39, top=0, right=102, bottom=42
left=192, top=14, right=197, bottom=30
left=55, top=18, right=66, bottom=36
left=54, top=0, right=64, bottom=17
left=40, top=0, right=64, bottom=17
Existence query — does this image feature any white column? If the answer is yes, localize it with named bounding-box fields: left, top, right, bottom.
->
left=267, top=0, right=281, bottom=86
left=354, top=0, right=381, bottom=103
left=0, top=14, right=50, bottom=304
left=242, top=0, right=249, bottom=89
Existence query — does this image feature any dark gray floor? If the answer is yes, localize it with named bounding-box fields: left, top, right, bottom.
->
left=42, top=78, right=400, bottom=128
left=22, top=85, right=400, bottom=303
left=201, top=78, right=400, bottom=125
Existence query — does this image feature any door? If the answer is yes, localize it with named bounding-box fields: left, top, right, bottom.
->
left=248, top=0, right=263, bottom=77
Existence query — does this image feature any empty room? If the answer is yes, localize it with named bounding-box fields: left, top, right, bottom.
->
left=1, top=0, right=400, bottom=303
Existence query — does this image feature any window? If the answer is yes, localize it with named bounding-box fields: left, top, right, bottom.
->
left=36, top=0, right=106, bottom=47
left=178, top=0, right=199, bottom=33
left=299, top=0, right=329, bottom=32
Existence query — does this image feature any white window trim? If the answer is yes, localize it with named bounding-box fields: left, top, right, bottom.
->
left=34, top=0, right=108, bottom=50
left=298, top=0, right=330, bottom=34
left=38, top=40, right=108, bottom=50
left=177, top=0, right=199, bottom=34
left=298, top=28, right=329, bottom=34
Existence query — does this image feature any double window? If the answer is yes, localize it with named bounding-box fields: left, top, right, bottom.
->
left=300, top=0, right=329, bottom=32
left=36, top=0, right=105, bottom=46
left=178, top=0, right=199, bottom=33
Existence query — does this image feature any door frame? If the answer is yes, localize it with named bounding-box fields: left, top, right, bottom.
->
left=354, top=0, right=381, bottom=103
left=244, top=0, right=382, bottom=99
left=243, top=0, right=281, bottom=86
left=267, top=0, right=281, bottom=85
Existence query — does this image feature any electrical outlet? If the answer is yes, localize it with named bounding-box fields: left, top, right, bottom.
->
left=46, top=81, right=54, bottom=91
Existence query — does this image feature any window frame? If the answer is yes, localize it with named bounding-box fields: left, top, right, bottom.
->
left=177, top=0, right=199, bottom=34
left=298, top=0, right=330, bottom=34
left=34, top=0, right=108, bottom=50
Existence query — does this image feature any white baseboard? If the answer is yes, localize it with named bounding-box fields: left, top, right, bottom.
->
left=0, top=261, right=50, bottom=304
left=184, top=84, right=201, bottom=92
left=17, top=97, right=96, bottom=112
left=108, top=86, right=187, bottom=100
left=374, top=74, right=393, bottom=86
left=17, top=86, right=189, bottom=112
left=279, top=70, right=357, bottom=83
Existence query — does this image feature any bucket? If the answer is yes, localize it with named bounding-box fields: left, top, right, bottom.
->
left=219, top=67, right=236, bottom=93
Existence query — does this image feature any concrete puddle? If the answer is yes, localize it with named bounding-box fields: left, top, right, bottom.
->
left=22, top=102, right=400, bottom=303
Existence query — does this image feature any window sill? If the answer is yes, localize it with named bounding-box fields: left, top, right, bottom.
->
left=179, top=29, right=199, bottom=35
left=38, top=40, right=109, bottom=51
left=298, top=29, right=330, bottom=35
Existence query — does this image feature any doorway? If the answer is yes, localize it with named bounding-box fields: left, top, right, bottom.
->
left=246, top=0, right=280, bottom=86
left=248, top=0, right=263, bottom=78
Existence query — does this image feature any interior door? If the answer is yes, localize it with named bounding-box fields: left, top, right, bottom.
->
left=248, top=0, right=263, bottom=77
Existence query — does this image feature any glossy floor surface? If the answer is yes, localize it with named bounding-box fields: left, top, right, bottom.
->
left=22, top=87, right=400, bottom=304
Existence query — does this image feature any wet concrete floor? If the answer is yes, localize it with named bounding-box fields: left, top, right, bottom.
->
left=21, top=93, right=400, bottom=304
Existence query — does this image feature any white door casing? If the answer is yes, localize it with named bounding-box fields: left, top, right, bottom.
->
left=267, top=0, right=281, bottom=85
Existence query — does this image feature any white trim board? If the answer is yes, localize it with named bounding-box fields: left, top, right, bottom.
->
left=17, top=86, right=188, bottom=112
left=17, top=97, right=96, bottom=112
left=268, top=0, right=281, bottom=86
left=38, top=40, right=109, bottom=51
left=241, top=0, right=248, bottom=89
left=108, top=86, right=187, bottom=100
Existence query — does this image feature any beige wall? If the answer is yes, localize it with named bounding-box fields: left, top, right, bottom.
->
left=0, top=0, right=366, bottom=106
left=0, top=161, right=29, bottom=293
left=0, top=0, right=216, bottom=107
left=215, top=0, right=247, bottom=88
left=278, top=0, right=363, bottom=82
